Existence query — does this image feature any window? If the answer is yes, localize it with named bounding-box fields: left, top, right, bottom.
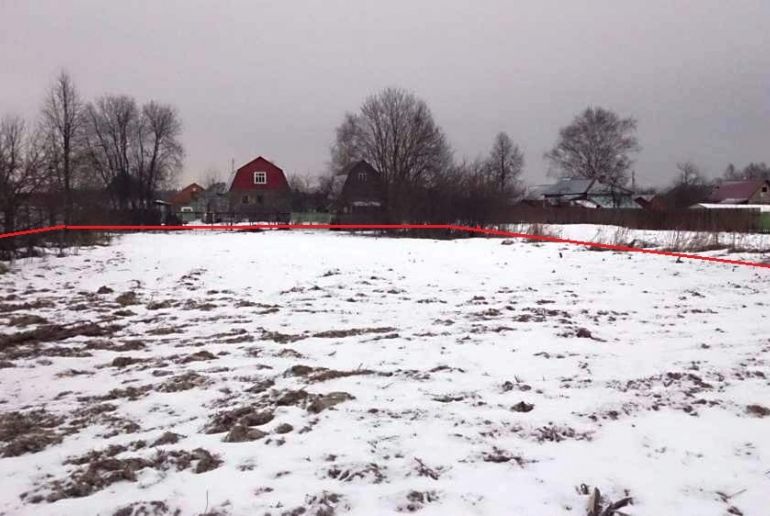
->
left=358, top=172, right=367, bottom=182
left=242, top=195, right=250, bottom=204
left=256, top=195, right=264, bottom=204
left=763, top=186, right=768, bottom=193
left=253, top=171, right=267, bottom=185
left=180, top=206, right=193, bottom=213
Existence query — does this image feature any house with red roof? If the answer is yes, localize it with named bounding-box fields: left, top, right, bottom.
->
left=169, top=183, right=204, bottom=222
left=707, top=180, right=770, bottom=205
left=229, top=156, right=291, bottom=222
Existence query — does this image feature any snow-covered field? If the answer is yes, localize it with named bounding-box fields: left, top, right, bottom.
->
left=1, top=230, right=769, bottom=515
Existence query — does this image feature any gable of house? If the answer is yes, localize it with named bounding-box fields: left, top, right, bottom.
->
left=170, top=183, right=204, bottom=206
left=339, top=161, right=385, bottom=207
left=229, top=156, right=290, bottom=192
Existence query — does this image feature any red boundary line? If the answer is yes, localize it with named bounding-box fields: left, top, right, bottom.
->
left=1, top=223, right=769, bottom=270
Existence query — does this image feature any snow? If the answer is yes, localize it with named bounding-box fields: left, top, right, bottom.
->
left=0, top=229, right=769, bottom=515
left=506, top=223, right=770, bottom=252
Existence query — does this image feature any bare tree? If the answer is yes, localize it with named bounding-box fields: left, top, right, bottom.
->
left=329, top=113, right=363, bottom=176
left=723, top=163, right=740, bottom=180
left=545, top=107, right=640, bottom=187
left=200, top=167, right=224, bottom=189
left=0, top=116, right=48, bottom=234
left=660, top=161, right=711, bottom=209
left=720, top=162, right=770, bottom=181
left=83, top=96, right=183, bottom=211
left=134, top=101, right=183, bottom=206
left=287, top=172, right=314, bottom=194
left=485, top=132, right=524, bottom=196
left=676, top=161, right=705, bottom=187
left=330, top=88, right=452, bottom=217
left=41, top=71, right=84, bottom=224
left=740, top=162, right=770, bottom=180
left=83, top=95, right=139, bottom=210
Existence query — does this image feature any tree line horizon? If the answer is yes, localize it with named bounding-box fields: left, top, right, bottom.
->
left=2, top=71, right=770, bottom=236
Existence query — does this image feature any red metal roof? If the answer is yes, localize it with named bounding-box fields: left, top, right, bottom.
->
left=229, top=156, right=289, bottom=192
left=170, top=183, right=204, bottom=206
left=708, top=180, right=768, bottom=203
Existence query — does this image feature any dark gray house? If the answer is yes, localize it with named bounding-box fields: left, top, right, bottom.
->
left=334, top=160, right=387, bottom=222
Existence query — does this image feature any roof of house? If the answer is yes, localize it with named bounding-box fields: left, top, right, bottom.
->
left=541, top=178, right=594, bottom=196
left=694, top=203, right=770, bottom=212
left=345, top=160, right=379, bottom=176
left=708, top=180, right=769, bottom=203
left=169, top=183, right=204, bottom=205
left=236, top=155, right=282, bottom=172
left=541, top=178, right=631, bottom=197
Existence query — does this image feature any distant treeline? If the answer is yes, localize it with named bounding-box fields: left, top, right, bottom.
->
left=3, top=74, right=769, bottom=258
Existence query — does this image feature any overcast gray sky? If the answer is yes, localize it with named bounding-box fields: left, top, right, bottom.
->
left=2, top=0, right=769, bottom=188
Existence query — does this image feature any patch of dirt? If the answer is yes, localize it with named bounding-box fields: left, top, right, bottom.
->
left=42, top=447, right=222, bottom=502
left=179, top=350, right=217, bottom=363
left=275, top=389, right=311, bottom=407
left=746, top=404, right=770, bottom=417
left=110, top=356, right=149, bottom=368
left=151, top=432, right=185, bottom=447
left=274, top=423, right=293, bottom=434
left=80, top=385, right=153, bottom=403
left=0, top=299, right=55, bottom=314
left=157, top=372, right=210, bottom=393
left=8, top=314, right=48, bottom=327
left=281, top=491, right=348, bottom=516
left=399, top=490, right=440, bottom=512
left=307, top=392, right=355, bottom=414
left=511, top=401, right=535, bottom=413
left=482, top=447, right=529, bottom=466
left=327, top=463, right=386, bottom=483
left=181, top=300, right=217, bottom=311
left=513, top=307, right=572, bottom=324
left=115, top=292, right=139, bottom=306
left=276, top=348, right=305, bottom=359
left=223, top=424, right=268, bottom=442
left=147, top=300, right=174, bottom=310
left=413, top=458, right=444, bottom=480
left=502, top=380, right=532, bottom=392
left=284, top=364, right=374, bottom=383
left=0, top=409, right=64, bottom=457
left=261, top=330, right=307, bottom=344
left=0, top=323, right=122, bottom=350
left=147, top=327, right=181, bottom=336
left=532, top=424, right=592, bottom=443
left=245, top=378, right=276, bottom=394
left=313, top=327, right=397, bottom=339
left=112, top=500, right=181, bottom=516
left=204, top=406, right=275, bottom=434
left=86, top=339, right=146, bottom=352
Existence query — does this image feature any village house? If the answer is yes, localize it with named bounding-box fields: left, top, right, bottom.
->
left=169, top=183, right=204, bottom=222
left=229, top=156, right=291, bottom=222
left=706, top=179, right=770, bottom=205
left=333, top=160, right=387, bottom=223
